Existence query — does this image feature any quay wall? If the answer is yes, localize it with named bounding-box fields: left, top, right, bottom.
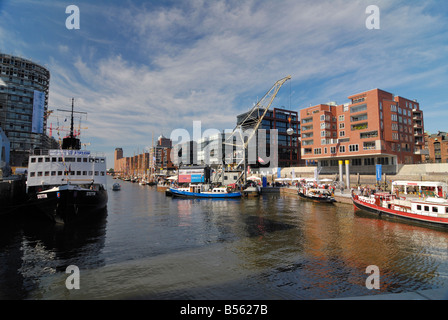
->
left=278, top=187, right=352, bottom=205
left=279, top=164, right=448, bottom=187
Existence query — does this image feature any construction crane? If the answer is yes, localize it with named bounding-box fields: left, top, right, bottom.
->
left=217, top=75, right=291, bottom=185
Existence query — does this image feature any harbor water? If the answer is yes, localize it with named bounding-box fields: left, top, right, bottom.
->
left=1, top=175, right=448, bottom=300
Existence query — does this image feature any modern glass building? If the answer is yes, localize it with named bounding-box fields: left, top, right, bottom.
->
left=236, top=107, right=302, bottom=168
left=0, top=53, right=51, bottom=166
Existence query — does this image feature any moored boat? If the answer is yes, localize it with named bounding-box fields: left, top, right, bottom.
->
left=298, top=187, right=336, bottom=203
left=242, top=181, right=261, bottom=198
left=169, top=184, right=242, bottom=199
left=25, top=99, right=108, bottom=223
left=352, top=190, right=448, bottom=228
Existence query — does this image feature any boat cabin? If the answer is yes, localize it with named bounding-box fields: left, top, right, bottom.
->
left=392, top=181, right=448, bottom=198
left=27, top=149, right=107, bottom=191
left=410, top=198, right=448, bottom=217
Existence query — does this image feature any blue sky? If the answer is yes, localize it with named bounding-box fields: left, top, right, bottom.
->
left=1, top=0, right=448, bottom=167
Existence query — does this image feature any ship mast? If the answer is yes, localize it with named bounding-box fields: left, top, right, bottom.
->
left=57, top=98, right=87, bottom=150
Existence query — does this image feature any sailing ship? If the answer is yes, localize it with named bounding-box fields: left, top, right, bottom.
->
left=26, top=99, right=108, bottom=223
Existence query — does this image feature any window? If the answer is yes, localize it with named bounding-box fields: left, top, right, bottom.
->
left=314, top=148, right=322, bottom=155
left=338, top=115, right=345, bottom=121
left=363, top=142, right=376, bottom=150
left=391, top=114, right=398, bottom=121
left=339, top=131, right=345, bottom=137
left=349, top=144, right=359, bottom=152
left=417, top=205, right=422, bottom=210
left=433, top=207, right=438, bottom=213
left=339, top=123, right=345, bottom=129
left=424, top=206, right=430, bottom=212
left=339, top=145, right=345, bottom=153
left=350, top=104, right=367, bottom=113
left=351, top=113, right=368, bottom=122
left=330, top=147, right=336, bottom=154
left=360, top=131, right=378, bottom=139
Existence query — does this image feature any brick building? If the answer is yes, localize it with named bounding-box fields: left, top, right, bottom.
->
left=300, top=88, right=424, bottom=175
left=424, top=131, right=448, bottom=163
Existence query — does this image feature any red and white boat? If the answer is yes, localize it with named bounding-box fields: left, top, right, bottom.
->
left=352, top=181, right=448, bottom=228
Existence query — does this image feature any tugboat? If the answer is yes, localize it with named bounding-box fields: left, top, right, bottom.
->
left=26, top=99, right=108, bottom=223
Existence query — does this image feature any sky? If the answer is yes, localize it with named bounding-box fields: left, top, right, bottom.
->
left=1, top=0, right=448, bottom=168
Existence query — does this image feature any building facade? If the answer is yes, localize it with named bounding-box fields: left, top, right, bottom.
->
left=0, top=53, right=51, bottom=166
left=0, top=126, right=10, bottom=175
left=236, top=107, right=302, bottom=168
left=424, top=131, right=448, bottom=163
left=300, top=88, right=424, bottom=175
left=115, top=136, right=174, bottom=177
left=114, top=147, right=123, bottom=172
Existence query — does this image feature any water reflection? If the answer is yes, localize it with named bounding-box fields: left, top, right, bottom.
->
left=0, top=209, right=107, bottom=299
left=1, top=176, right=448, bottom=300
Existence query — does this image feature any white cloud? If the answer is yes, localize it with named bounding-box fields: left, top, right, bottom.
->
left=35, top=0, right=448, bottom=160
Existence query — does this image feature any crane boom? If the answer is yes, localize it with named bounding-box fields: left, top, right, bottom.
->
left=224, top=75, right=291, bottom=149
left=218, top=75, right=291, bottom=185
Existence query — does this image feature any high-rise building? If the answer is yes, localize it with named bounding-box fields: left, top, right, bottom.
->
left=0, top=53, right=51, bottom=166
left=300, top=88, right=424, bottom=175
left=114, top=147, right=123, bottom=172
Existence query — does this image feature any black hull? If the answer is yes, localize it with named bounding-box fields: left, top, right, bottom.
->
left=30, top=189, right=108, bottom=224
left=298, top=192, right=336, bottom=203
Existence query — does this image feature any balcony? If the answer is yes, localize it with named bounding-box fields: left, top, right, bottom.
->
left=302, top=125, right=313, bottom=131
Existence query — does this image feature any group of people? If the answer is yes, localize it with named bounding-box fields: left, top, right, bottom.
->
left=352, top=184, right=387, bottom=197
